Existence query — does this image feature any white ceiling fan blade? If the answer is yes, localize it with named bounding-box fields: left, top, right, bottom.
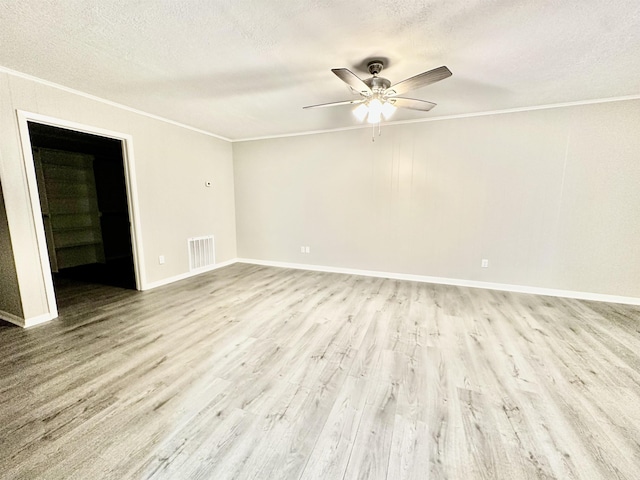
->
left=386, top=66, right=452, bottom=97
left=389, top=97, right=437, bottom=111
left=331, top=68, right=373, bottom=96
left=303, top=99, right=364, bottom=109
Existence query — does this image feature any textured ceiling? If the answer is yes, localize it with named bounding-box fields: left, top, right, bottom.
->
left=1, top=1, right=639, bottom=140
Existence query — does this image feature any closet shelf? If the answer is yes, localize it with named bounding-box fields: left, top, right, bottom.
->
left=56, top=240, right=103, bottom=249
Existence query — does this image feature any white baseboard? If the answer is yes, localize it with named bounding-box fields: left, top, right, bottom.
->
left=0, top=309, right=25, bottom=327
left=0, top=310, right=57, bottom=328
left=236, top=258, right=640, bottom=306
left=4, top=258, right=636, bottom=330
left=142, top=258, right=239, bottom=290
left=24, top=312, right=58, bottom=328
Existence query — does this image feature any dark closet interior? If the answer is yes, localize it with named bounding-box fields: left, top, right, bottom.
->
left=28, top=122, right=136, bottom=289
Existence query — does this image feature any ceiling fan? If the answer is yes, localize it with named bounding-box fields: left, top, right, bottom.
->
left=304, top=60, right=452, bottom=125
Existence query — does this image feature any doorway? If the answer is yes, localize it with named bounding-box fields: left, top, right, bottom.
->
left=28, top=122, right=136, bottom=289
left=16, top=111, right=145, bottom=323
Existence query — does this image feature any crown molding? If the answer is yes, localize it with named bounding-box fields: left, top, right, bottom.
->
left=0, top=65, right=232, bottom=142
left=234, top=93, right=640, bottom=142
left=3, top=64, right=638, bottom=144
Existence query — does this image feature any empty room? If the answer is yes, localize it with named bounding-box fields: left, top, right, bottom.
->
left=1, top=1, right=639, bottom=479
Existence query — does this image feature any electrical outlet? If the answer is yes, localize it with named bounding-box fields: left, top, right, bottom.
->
left=300, top=246, right=305, bottom=253
left=159, top=255, right=165, bottom=265
left=481, top=259, right=489, bottom=268
left=305, top=246, right=310, bottom=253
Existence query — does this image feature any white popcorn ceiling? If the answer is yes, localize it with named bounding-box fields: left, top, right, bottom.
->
left=1, top=0, right=639, bottom=140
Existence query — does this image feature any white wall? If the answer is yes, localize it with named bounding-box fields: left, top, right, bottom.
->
left=0, top=182, right=23, bottom=319
left=0, top=70, right=237, bottom=324
left=2, top=66, right=638, bottom=326
left=233, top=99, right=640, bottom=298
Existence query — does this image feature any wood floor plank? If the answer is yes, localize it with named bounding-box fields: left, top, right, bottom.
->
left=1, top=263, right=639, bottom=479
left=299, top=375, right=368, bottom=480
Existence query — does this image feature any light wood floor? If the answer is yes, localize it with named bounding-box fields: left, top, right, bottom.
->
left=1, top=263, right=639, bottom=479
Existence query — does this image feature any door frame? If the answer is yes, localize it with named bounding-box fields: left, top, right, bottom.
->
left=16, top=110, right=146, bottom=320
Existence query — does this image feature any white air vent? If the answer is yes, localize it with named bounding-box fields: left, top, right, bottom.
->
left=188, top=235, right=215, bottom=271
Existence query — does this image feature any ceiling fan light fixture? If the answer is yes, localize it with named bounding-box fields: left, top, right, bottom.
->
left=353, top=98, right=396, bottom=124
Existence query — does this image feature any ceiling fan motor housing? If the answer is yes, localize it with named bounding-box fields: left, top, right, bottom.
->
left=365, top=61, right=390, bottom=94
left=364, top=76, right=391, bottom=92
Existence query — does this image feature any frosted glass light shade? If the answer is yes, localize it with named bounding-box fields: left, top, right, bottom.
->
left=367, top=99, right=382, bottom=124
left=381, top=101, right=397, bottom=120
left=353, top=103, right=368, bottom=121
